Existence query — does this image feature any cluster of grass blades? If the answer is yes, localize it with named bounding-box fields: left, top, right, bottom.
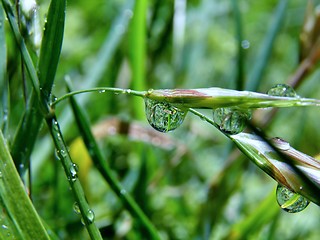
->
left=1, top=0, right=320, bottom=239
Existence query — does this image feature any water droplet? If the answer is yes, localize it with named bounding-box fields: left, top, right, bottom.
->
left=267, top=84, right=297, bottom=97
left=98, top=89, right=106, bottom=93
left=271, top=137, right=290, bottom=151
left=73, top=202, right=81, bottom=215
left=69, top=163, right=79, bottom=182
left=120, top=189, right=127, bottom=195
left=1, top=225, right=8, bottom=229
left=241, top=40, right=250, bottom=49
left=86, top=209, right=95, bottom=224
left=144, top=98, right=187, bottom=132
left=276, top=184, right=309, bottom=213
left=213, top=108, right=251, bottom=135
left=0, top=171, right=2, bottom=178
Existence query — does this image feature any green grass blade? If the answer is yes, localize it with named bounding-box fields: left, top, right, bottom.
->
left=231, top=0, right=245, bottom=90
left=0, top=5, right=9, bottom=134
left=230, top=132, right=320, bottom=206
left=129, top=0, right=147, bottom=119
left=0, top=130, right=50, bottom=239
left=45, top=116, right=103, bottom=239
left=66, top=81, right=161, bottom=240
left=1, top=0, right=41, bottom=100
left=246, top=0, right=288, bottom=91
left=38, top=0, right=66, bottom=98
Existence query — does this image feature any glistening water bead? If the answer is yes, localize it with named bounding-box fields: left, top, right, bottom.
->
left=267, top=84, right=297, bottom=97
left=276, top=184, right=309, bottom=213
left=213, top=108, right=251, bottom=135
left=144, top=98, right=187, bottom=133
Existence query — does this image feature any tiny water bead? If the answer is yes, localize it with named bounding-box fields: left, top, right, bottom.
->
left=276, top=184, right=309, bottom=213
left=267, top=84, right=297, bottom=97
left=86, top=209, right=95, bottom=224
left=271, top=137, right=290, bottom=151
left=69, top=163, right=79, bottom=182
left=144, top=98, right=187, bottom=133
left=213, top=108, right=251, bottom=135
left=73, top=202, right=81, bottom=215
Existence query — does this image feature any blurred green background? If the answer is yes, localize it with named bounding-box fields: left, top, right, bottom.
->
left=3, top=0, right=320, bottom=239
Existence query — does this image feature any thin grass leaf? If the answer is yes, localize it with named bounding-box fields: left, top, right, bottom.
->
left=246, top=0, right=288, bottom=91
left=231, top=0, right=245, bottom=90
left=0, top=130, right=50, bottom=239
left=45, top=116, right=103, bottom=239
left=230, top=132, right=320, bottom=206
left=10, top=0, right=66, bottom=172
left=66, top=81, right=161, bottom=240
left=0, top=6, right=9, bottom=134
left=32, top=0, right=135, bottom=172
left=1, top=0, right=41, bottom=101
left=38, top=0, right=66, bottom=99
left=129, top=0, right=147, bottom=119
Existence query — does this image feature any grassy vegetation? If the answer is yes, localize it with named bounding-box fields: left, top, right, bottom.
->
left=1, top=0, right=320, bottom=239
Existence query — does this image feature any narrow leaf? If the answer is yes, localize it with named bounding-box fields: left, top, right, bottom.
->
left=0, top=130, right=50, bottom=239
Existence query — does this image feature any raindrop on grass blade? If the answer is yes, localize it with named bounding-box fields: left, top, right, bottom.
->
left=213, top=108, right=251, bottom=135
left=276, top=184, right=309, bottom=213
left=267, top=84, right=297, bottom=97
left=144, top=98, right=187, bottom=132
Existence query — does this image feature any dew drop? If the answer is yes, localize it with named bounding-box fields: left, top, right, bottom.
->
left=0, top=171, right=2, bottom=178
left=144, top=98, right=187, bottom=133
left=213, top=108, right=251, bottom=135
left=69, top=163, right=79, bottom=182
left=271, top=137, right=290, bottom=151
left=267, top=84, right=297, bottom=97
left=120, top=189, right=127, bottom=195
left=86, top=209, right=95, bottom=224
left=73, top=202, right=81, bottom=215
left=276, top=184, right=309, bottom=213
left=98, top=89, right=106, bottom=93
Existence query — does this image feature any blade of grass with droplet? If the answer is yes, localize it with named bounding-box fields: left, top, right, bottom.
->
left=230, top=132, right=320, bottom=206
left=129, top=0, right=147, bottom=119
left=0, top=130, right=50, bottom=239
left=246, top=0, right=288, bottom=91
left=145, top=88, right=320, bottom=109
left=32, top=0, right=135, bottom=174
left=10, top=0, right=66, bottom=172
left=66, top=80, right=161, bottom=240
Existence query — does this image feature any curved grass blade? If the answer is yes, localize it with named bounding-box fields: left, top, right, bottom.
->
left=0, top=130, right=50, bottom=239
left=66, top=81, right=161, bottom=240
left=230, top=132, right=320, bottom=206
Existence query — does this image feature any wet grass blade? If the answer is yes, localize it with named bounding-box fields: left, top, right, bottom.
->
left=66, top=81, right=161, bottom=240
left=38, top=0, right=66, bottom=99
left=0, top=130, right=50, bottom=239
left=246, top=0, right=288, bottom=91
left=230, top=132, right=320, bottom=206
left=146, top=88, right=320, bottom=109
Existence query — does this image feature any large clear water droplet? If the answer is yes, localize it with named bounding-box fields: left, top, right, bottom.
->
left=276, top=184, right=309, bottom=213
left=144, top=98, right=187, bottom=132
left=213, top=108, right=251, bottom=135
left=267, top=84, right=297, bottom=97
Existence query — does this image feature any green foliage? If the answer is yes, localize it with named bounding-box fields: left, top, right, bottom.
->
left=1, top=0, right=320, bottom=239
